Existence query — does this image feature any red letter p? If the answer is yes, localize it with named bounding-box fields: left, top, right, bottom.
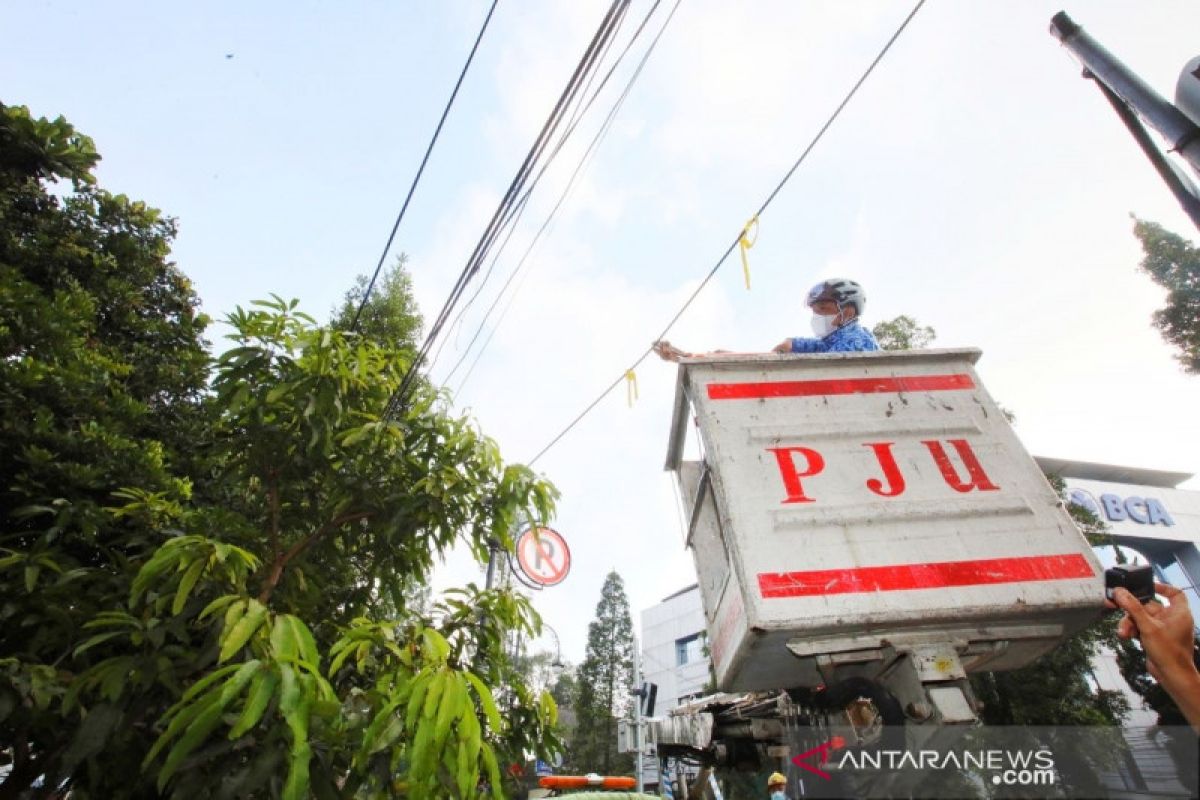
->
left=767, top=447, right=826, bottom=504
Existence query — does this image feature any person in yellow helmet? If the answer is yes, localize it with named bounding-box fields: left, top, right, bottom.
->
left=767, top=771, right=790, bottom=800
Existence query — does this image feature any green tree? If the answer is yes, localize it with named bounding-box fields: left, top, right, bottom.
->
left=549, top=666, right=577, bottom=711
left=331, top=254, right=423, bottom=354
left=0, top=104, right=561, bottom=798
left=872, top=316, right=1021, bottom=422
left=114, top=299, right=561, bottom=797
left=570, top=571, right=634, bottom=775
left=872, top=314, right=936, bottom=351
left=1133, top=217, right=1200, bottom=373
left=0, top=102, right=212, bottom=796
left=514, top=650, right=563, bottom=699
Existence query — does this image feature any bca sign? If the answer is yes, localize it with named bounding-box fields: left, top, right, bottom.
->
left=515, top=527, right=571, bottom=587
left=1068, top=489, right=1175, bottom=527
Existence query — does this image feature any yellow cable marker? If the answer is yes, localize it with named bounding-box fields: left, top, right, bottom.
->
left=625, top=369, right=639, bottom=407
left=739, top=215, right=759, bottom=290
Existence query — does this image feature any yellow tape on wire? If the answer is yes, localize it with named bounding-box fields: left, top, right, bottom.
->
left=625, top=369, right=639, bottom=407
left=739, top=215, right=759, bottom=290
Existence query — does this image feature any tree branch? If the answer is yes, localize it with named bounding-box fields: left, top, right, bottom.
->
left=257, top=511, right=370, bottom=603
left=266, top=471, right=281, bottom=562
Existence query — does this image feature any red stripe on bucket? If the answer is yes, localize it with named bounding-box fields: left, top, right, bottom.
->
left=757, top=554, right=1095, bottom=598
left=707, top=373, right=975, bottom=400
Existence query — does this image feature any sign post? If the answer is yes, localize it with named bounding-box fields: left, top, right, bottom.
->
left=514, top=527, right=571, bottom=588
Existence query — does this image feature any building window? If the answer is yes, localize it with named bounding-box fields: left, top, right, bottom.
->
left=1158, top=551, right=1200, bottom=631
left=675, top=632, right=705, bottom=666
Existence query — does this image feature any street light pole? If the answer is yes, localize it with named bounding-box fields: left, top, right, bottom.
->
left=1049, top=11, right=1200, bottom=230
left=633, top=633, right=643, bottom=793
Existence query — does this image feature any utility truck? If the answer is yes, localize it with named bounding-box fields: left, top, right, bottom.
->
left=649, top=349, right=1105, bottom=791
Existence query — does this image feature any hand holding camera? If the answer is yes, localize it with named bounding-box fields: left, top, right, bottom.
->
left=1104, top=571, right=1200, bottom=732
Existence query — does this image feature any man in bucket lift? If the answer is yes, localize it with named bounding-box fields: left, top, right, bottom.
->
left=653, top=278, right=878, bottom=361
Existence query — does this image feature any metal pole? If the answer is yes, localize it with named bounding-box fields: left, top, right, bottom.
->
left=1092, top=78, right=1200, bottom=230
left=1049, top=12, right=1200, bottom=176
left=634, top=633, right=644, bottom=793
left=484, top=536, right=501, bottom=590
left=475, top=537, right=503, bottom=671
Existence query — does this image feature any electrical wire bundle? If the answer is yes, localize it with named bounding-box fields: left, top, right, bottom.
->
left=440, top=0, right=684, bottom=399
left=527, top=0, right=926, bottom=466
left=384, top=0, right=636, bottom=419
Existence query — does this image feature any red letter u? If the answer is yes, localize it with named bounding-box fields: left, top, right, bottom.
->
left=921, top=439, right=999, bottom=493
left=766, top=446, right=826, bottom=504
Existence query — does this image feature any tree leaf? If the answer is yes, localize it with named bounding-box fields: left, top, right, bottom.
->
left=539, top=689, right=558, bottom=727
left=278, top=664, right=312, bottom=800
left=405, top=669, right=432, bottom=732
left=408, top=704, right=435, bottom=786
left=157, top=659, right=260, bottom=772
left=130, top=547, right=181, bottom=604
left=219, top=599, right=268, bottom=663
left=271, top=613, right=319, bottom=667
left=172, top=663, right=242, bottom=710
left=327, top=638, right=357, bottom=678
left=463, top=671, right=501, bottom=733
left=283, top=740, right=313, bottom=800
left=421, top=627, right=451, bottom=662
left=60, top=703, right=122, bottom=773
left=222, top=597, right=247, bottom=633
left=460, top=707, right=481, bottom=766
left=422, top=669, right=446, bottom=721
left=172, top=557, right=206, bottom=615
left=24, top=564, right=40, bottom=592
left=433, top=673, right=463, bottom=750
left=198, top=593, right=241, bottom=621
left=228, top=666, right=279, bottom=739
left=156, top=696, right=225, bottom=791
left=456, top=736, right=473, bottom=799
left=72, top=630, right=125, bottom=659
left=479, top=741, right=503, bottom=800
left=361, top=697, right=405, bottom=756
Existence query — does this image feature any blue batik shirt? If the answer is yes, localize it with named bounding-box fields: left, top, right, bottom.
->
left=789, top=320, right=880, bottom=353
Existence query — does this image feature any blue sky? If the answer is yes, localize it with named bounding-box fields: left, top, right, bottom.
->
left=6, top=0, right=1200, bottom=664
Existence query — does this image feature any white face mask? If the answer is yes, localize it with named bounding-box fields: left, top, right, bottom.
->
left=811, top=312, right=839, bottom=338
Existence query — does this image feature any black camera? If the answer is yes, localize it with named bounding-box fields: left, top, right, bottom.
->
left=1105, top=564, right=1155, bottom=604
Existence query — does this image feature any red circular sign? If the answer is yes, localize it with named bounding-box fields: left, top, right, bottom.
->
left=515, top=527, right=571, bottom=587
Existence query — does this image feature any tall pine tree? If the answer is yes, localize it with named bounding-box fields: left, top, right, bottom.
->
left=1132, top=217, right=1200, bottom=374
left=570, top=571, right=635, bottom=775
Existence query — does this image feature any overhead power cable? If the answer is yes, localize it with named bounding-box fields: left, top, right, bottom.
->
left=428, top=0, right=660, bottom=375
left=445, top=0, right=681, bottom=393
left=527, top=0, right=927, bottom=467
left=385, top=0, right=631, bottom=417
left=350, top=0, right=501, bottom=332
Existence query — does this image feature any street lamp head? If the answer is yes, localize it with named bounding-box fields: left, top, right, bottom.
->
left=542, top=622, right=564, bottom=669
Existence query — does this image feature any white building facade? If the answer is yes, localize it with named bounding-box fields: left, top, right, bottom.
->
left=641, top=584, right=710, bottom=713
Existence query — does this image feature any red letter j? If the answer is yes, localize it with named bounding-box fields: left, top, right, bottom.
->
left=864, top=442, right=906, bottom=497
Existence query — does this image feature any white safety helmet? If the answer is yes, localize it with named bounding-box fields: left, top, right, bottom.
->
left=805, top=278, right=866, bottom=315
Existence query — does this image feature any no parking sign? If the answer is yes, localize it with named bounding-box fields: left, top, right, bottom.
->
left=515, top=527, right=571, bottom=587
